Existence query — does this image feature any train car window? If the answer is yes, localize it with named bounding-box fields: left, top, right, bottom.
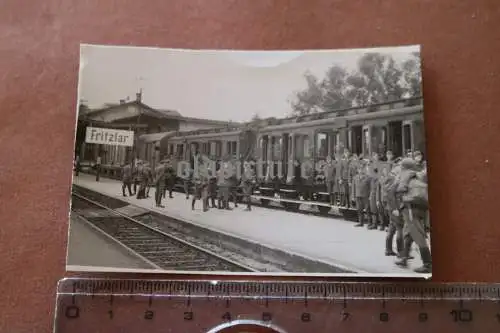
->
left=316, top=132, right=328, bottom=159
left=216, top=142, right=222, bottom=157
left=273, top=137, right=282, bottom=160
left=363, top=128, right=370, bottom=156
left=403, top=124, right=412, bottom=153
left=231, top=142, right=237, bottom=157
left=177, top=144, right=184, bottom=159
left=304, top=136, right=311, bottom=158
left=262, top=136, right=269, bottom=160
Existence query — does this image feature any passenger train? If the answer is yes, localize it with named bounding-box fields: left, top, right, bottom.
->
left=155, top=97, right=425, bottom=216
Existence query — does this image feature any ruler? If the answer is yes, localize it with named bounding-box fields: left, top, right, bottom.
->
left=54, top=278, right=500, bottom=333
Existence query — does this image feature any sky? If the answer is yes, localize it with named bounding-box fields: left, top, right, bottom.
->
left=78, top=44, right=420, bottom=122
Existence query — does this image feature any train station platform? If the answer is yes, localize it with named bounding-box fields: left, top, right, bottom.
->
left=66, top=213, right=157, bottom=272
left=71, top=173, right=429, bottom=277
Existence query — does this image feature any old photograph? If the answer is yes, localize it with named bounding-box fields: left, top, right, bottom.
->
left=68, top=44, right=431, bottom=277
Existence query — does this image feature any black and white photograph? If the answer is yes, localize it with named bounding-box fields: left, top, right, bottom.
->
left=68, top=44, right=431, bottom=277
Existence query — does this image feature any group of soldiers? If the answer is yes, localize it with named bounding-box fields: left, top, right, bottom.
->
left=321, top=148, right=431, bottom=274
left=114, top=148, right=430, bottom=274
left=118, top=155, right=257, bottom=213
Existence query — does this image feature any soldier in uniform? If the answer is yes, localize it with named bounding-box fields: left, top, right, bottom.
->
left=207, top=169, right=218, bottom=208
left=182, top=166, right=192, bottom=200
left=353, top=163, right=371, bottom=227
left=164, top=160, right=176, bottom=199
left=338, top=149, right=351, bottom=207
left=217, top=162, right=232, bottom=210
left=228, top=160, right=239, bottom=208
left=377, top=167, right=390, bottom=231
left=154, top=162, right=166, bottom=208
left=121, top=162, right=133, bottom=197
left=348, top=154, right=359, bottom=208
left=95, top=155, right=102, bottom=182
left=394, top=158, right=432, bottom=273
left=135, top=162, right=147, bottom=199
left=191, top=163, right=209, bottom=212
left=413, top=151, right=426, bottom=171
left=74, top=155, right=81, bottom=177
left=367, top=166, right=380, bottom=230
left=383, top=161, right=404, bottom=256
left=241, top=161, right=255, bottom=211
left=323, top=155, right=336, bottom=205
left=385, top=150, right=395, bottom=164
left=143, top=163, right=153, bottom=198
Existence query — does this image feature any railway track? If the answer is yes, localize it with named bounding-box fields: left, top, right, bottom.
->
left=71, top=192, right=256, bottom=272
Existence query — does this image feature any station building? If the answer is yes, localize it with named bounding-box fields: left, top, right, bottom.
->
left=75, top=91, right=233, bottom=173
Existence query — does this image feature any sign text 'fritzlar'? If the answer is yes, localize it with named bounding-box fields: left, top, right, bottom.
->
left=85, top=127, right=135, bottom=147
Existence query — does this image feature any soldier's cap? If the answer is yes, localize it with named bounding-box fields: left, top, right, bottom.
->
left=401, top=158, right=418, bottom=170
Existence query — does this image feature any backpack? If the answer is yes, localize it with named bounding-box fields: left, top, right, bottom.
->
left=402, top=177, right=428, bottom=208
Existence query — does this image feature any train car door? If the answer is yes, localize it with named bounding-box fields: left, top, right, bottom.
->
left=388, top=121, right=403, bottom=158
left=281, top=133, right=289, bottom=180
left=349, top=125, right=363, bottom=156
left=402, top=120, right=413, bottom=156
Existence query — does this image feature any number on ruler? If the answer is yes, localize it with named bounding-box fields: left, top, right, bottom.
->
left=379, top=312, right=389, bottom=322
left=222, top=312, right=232, bottom=321
left=418, top=312, right=428, bottom=322
left=341, top=311, right=350, bottom=321
left=262, top=312, right=272, bottom=321
left=450, top=309, right=473, bottom=322
left=183, top=311, right=194, bottom=321
left=144, top=310, right=154, bottom=320
left=301, top=313, right=311, bottom=322
left=65, top=306, right=80, bottom=319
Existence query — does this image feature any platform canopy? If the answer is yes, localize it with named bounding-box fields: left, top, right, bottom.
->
left=138, top=131, right=177, bottom=143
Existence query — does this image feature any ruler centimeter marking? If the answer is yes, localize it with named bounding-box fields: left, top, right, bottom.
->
left=54, top=278, right=500, bottom=333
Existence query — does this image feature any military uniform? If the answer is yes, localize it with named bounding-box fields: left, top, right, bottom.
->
left=383, top=172, right=404, bottom=256
left=191, top=170, right=209, bottom=211
left=395, top=158, right=432, bottom=274
left=154, top=164, right=166, bottom=207
left=121, top=164, right=133, bottom=196
left=339, top=157, right=351, bottom=207
left=207, top=174, right=218, bottom=208
left=95, top=156, right=102, bottom=182
left=144, top=165, right=153, bottom=198
left=323, top=160, right=336, bottom=205
left=217, top=166, right=231, bottom=210
left=135, top=165, right=148, bottom=199
left=353, top=168, right=371, bottom=227
left=164, top=164, right=176, bottom=199
left=241, top=164, right=255, bottom=211
left=367, top=168, right=380, bottom=230
left=348, top=157, right=359, bottom=207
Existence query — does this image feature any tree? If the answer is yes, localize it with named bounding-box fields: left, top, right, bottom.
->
left=251, top=112, right=261, bottom=122
left=290, top=72, right=324, bottom=116
left=289, top=51, right=421, bottom=115
left=356, top=52, right=405, bottom=104
left=401, top=52, right=422, bottom=97
left=321, top=66, right=352, bottom=111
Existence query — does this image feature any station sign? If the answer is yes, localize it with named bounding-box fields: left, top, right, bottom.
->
left=85, top=127, right=134, bottom=147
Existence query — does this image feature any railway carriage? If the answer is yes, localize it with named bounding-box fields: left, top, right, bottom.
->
left=159, top=97, right=425, bottom=218
left=254, top=97, right=425, bottom=215
left=163, top=125, right=257, bottom=195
